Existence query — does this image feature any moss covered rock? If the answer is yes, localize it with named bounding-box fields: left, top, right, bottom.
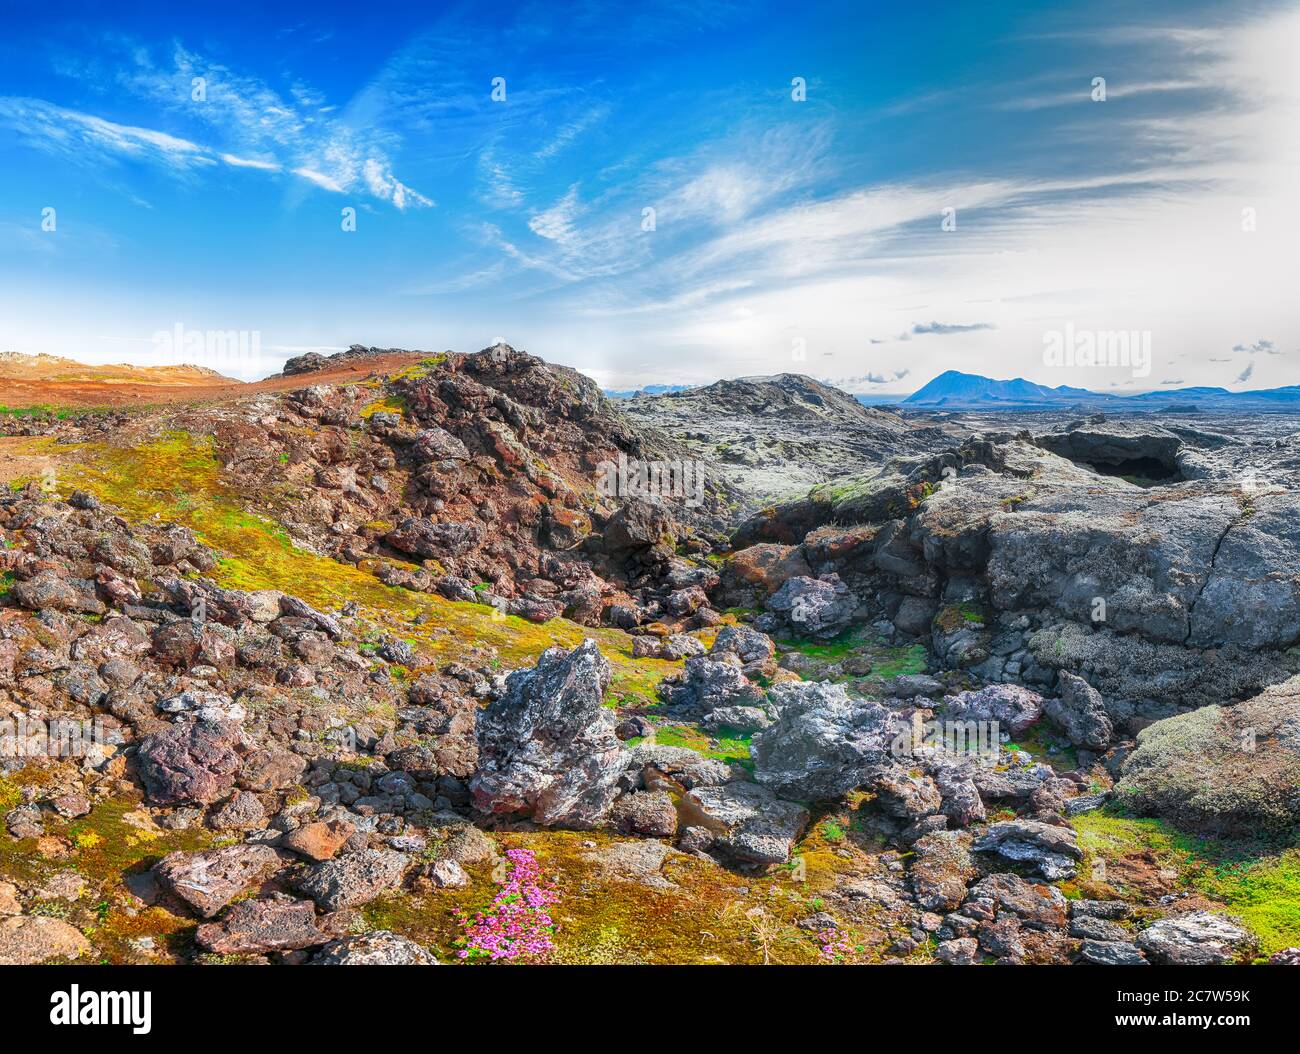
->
left=1116, top=675, right=1300, bottom=835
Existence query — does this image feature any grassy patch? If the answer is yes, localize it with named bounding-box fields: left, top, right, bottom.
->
left=1071, top=807, right=1300, bottom=956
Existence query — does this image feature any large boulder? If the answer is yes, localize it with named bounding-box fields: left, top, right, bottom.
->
left=411, top=427, right=470, bottom=463
left=135, top=720, right=241, bottom=806
left=762, top=574, right=856, bottom=640
left=658, top=654, right=767, bottom=715
left=708, top=624, right=776, bottom=666
left=153, top=845, right=284, bottom=918
left=10, top=570, right=106, bottom=615
left=295, top=848, right=411, bottom=911
left=1043, top=671, right=1113, bottom=750
left=1186, top=495, right=1300, bottom=649
left=687, top=781, right=809, bottom=866
left=1135, top=911, right=1257, bottom=965
left=751, top=681, right=902, bottom=801
left=195, top=895, right=326, bottom=955
left=1115, top=676, right=1300, bottom=835
left=972, top=820, right=1082, bottom=881
left=943, top=684, right=1043, bottom=738
left=384, top=517, right=483, bottom=558
left=603, top=499, right=675, bottom=554
left=718, top=544, right=813, bottom=605
left=470, top=639, right=626, bottom=828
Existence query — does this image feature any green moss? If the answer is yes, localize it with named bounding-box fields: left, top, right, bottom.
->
left=0, top=775, right=22, bottom=812
left=1071, top=808, right=1300, bottom=956
left=820, top=820, right=846, bottom=843
left=363, top=828, right=863, bottom=965
left=778, top=626, right=872, bottom=661
left=63, top=798, right=215, bottom=884
left=870, top=644, right=928, bottom=679
left=934, top=603, right=985, bottom=633
left=53, top=431, right=675, bottom=693
left=0, top=404, right=86, bottom=420
left=360, top=395, right=407, bottom=418
left=651, top=722, right=752, bottom=766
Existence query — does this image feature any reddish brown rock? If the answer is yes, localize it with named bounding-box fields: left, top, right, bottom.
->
left=281, top=819, right=355, bottom=863
left=195, top=894, right=325, bottom=955
left=135, top=721, right=241, bottom=806
left=153, top=844, right=284, bottom=918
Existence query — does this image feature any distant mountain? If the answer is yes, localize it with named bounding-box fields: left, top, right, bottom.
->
left=902, top=370, right=1300, bottom=411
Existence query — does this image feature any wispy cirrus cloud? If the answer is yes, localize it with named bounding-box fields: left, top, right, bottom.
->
left=0, top=97, right=208, bottom=170
left=3, top=39, right=431, bottom=209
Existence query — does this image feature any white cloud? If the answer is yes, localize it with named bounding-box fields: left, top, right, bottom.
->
left=220, top=152, right=281, bottom=170
left=5, top=40, right=432, bottom=210
left=532, top=6, right=1300, bottom=392
left=292, top=167, right=345, bottom=193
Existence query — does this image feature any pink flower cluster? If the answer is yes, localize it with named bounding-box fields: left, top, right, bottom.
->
left=455, top=848, right=560, bottom=962
left=816, top=927, right=857, bottom=964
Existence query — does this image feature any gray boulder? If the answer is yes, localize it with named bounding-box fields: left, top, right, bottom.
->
left=708, top=624, right=776, bottom=665
left=688, top=781, right=809, bottom=866
left=470, top=639, right=626, bottom=828
left=1188, top=494, right=1300, bottom=649
left=943, top=684, right=1044, bottom=738
left=296, top=848, right=411, bottom=910
left=764, top=574, right=857, bottom=640
left=195, top=894, right=325, bottom=955
left=1116, top=675, right=1300, bottom=835
left=1078, top=939, right=1147, bottom=965
left=702, top=705, right=772, bottom=733
left=659, top=654, right=767, bottom=714
left=751, top=681, right=903, bottom=801
left=972, top=820, right=1082, bottom=880
left=1136, top=911, right=1257, bottom=965
left=1043, top=671, right=1113, bottom=750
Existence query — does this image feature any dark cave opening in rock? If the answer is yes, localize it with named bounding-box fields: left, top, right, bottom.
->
left=1082, top=456, right=1184, bottom=487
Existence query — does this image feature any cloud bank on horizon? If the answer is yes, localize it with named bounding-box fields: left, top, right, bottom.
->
left=1, top=0, right=1297, bottom=388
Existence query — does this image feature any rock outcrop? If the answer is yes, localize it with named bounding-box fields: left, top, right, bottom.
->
left=470, top=640, right=626, bottom=828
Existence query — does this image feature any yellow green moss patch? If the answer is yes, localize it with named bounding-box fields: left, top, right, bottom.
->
left=51, top=431, right=677, bottom=692
left=359, top=395, right=407, bottom=418
left=363, top=827, right=873, bottom=965
left=1070, top=808, right=1300, bottom=956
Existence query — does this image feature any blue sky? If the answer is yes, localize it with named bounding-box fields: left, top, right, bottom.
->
left=2, top=0, right=1298, bottom=389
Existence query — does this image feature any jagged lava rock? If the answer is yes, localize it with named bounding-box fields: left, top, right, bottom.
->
left=1136, top=912, right=1257, bottom=965
left=752, top=681, right=903, bottom=801
left=153, top=844, right=284, bottom=918
left=470, top=639, right=626, bottom=828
